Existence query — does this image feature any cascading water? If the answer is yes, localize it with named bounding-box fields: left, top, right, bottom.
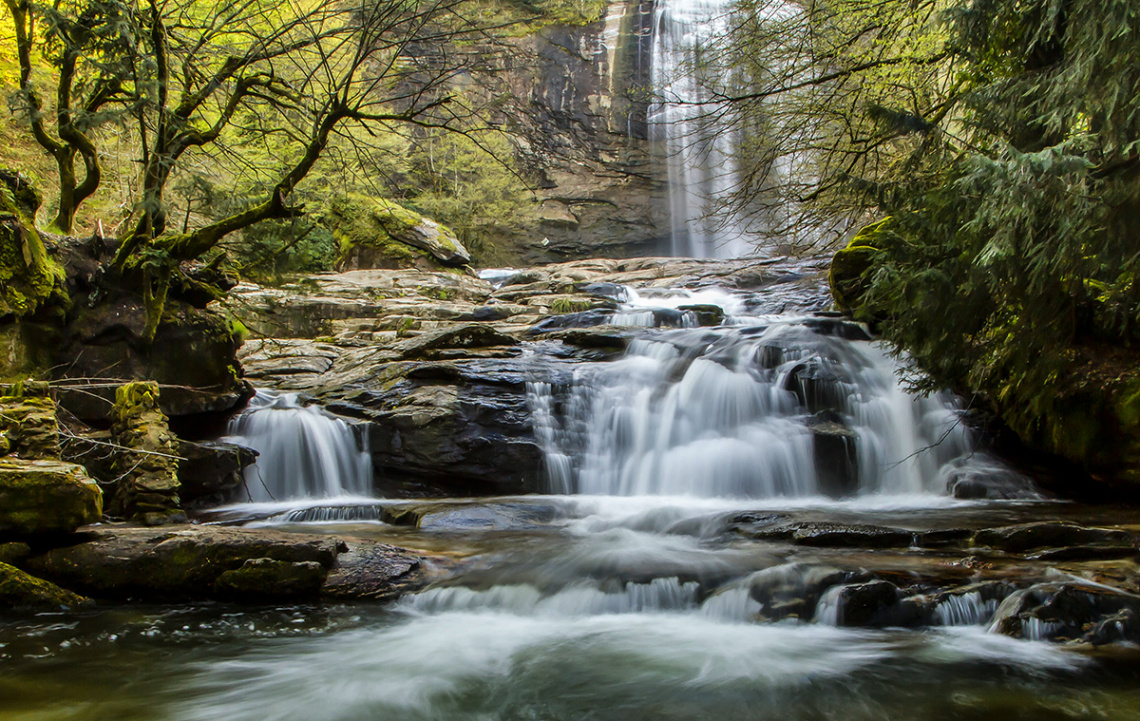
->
left=224, top=390, right=373, bottom=502
left=529, top=285, right=988, bottom=499
left=649, top=0, right=752, bottom=259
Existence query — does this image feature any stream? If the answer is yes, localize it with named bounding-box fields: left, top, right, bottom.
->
left=4, top=268, right=1140, bottom=720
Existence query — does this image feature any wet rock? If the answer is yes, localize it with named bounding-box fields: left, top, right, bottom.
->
left=946, top=464, right=1040, bottom=500
left=0, top=458, right=102, bottom=536
left=824, top=580, right=903, bottom=627
left=677, top=304, right=724, bottom=326
left=747, top=563, right=862, bottom=622
left=972, top=522, right=1134, bottom=554
left=177, top=440, right=258, bottom=508
left=0, top=561, right=91, bottom=613
left=802, top=317, right=873, bottom=341
left=782, top=357, right=851, bottom=414
left=751, top=522, right=914, bottom=548
left=988, top=582, right=1140, bottom=643
left=547, top=327, right=634, bottom=353
left=322, top=541, right=427, bottom=601
left=214, top=558, right=327, bottom=600
left=807, top=416, right=859, bottom=497
left=27, top=525, right=342, bottom=600
left=528, top=309, right=613, bottom=334
left=325, top=359, right=544, bottom=495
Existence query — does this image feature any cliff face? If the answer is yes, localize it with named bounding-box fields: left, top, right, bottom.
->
left=500, top=0, right=669, bottom=264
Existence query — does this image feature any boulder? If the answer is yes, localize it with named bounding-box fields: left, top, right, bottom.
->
left=828, top=218, right=891, bottom=312
left=323, top=194, right=472, bottom=269
left=392, top=323, right=519, bottom=360
left=677, top=304, right=725, bottom=326
left=0, top=458, right=102, bottom=536
left=808, top=417, right=859, bottom=497
left=822, top=580, right=904, bottom=627
left=177, top=439, right=258, bottom=508
left=0, top=561, right=91, bottom=612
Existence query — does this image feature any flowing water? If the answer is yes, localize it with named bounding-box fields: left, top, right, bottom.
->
left=649, top=0, right=752, bottom=258
left=5, top=272, right=1139, bottom=719
left=223, top=390, right=373, bottom=502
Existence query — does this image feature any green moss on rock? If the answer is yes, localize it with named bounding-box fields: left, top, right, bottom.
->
left=214, top=557, right=328, bottom=600
left=0, top=458, right=103, bottom=536
left=322, top=194, right=471, bottom=270
left=0, top=171, right=66, bottom=319
left=829, top=218, right=894, bottom=312
left=0, top=561, right=91, bottom=612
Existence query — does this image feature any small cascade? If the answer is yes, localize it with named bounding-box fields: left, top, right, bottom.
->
left=529, top=285, right=993, bottom=499
left=934, top=592, right=1001, bottom=627
left=225, top=390, right=374, bottom=502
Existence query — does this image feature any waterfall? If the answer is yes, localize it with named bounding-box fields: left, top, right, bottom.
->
left=528, top=287, right=985, bottom=499
left=649, top=0, right=750, bottom=258
left=225, top=390, right=374, bottom=502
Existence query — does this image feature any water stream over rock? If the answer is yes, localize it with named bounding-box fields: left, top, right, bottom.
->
left=223, top=390, right=373, bottom=502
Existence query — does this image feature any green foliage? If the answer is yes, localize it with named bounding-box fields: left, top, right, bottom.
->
left=810, top=0, right=1140, bottom=476
left=406, top=128, right=535, bottom=257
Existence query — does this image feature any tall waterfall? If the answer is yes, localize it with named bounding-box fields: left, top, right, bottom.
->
left=649, top=0, right=750, bottom=259
left=225, top=390, right=373, bottom=502
left=529, top=288, right=984, bottom=498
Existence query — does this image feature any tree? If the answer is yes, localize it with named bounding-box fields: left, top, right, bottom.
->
left=718, top=0, right=1140, bottom=477
left=6, top=0, right=509, bottom=338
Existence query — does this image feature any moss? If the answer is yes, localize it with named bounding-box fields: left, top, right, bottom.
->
left=551, top=297, right=592, bottom=314
left=0, top=561, right=91, bottom=611
left=110, top=382, right=182, bottom=524
left=0, top=458, right=103, bottom=535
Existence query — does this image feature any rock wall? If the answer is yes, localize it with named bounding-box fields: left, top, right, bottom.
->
left=499, top=0, right=669, bottom=264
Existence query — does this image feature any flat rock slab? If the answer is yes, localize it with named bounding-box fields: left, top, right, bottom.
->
left=322, top=541, right=428, bottom=601
left=24, top=524, right=427, bottom=603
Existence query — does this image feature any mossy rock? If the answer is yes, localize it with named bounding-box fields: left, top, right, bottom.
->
left=0, top=396, right=60, bottom=459
left=0, top=561, right=90, bottom=612
left=214, top=557, right=328, bottom=600
left=829, top=218, right=894, bottom=312
left=0, top=458, right=103, bottom=536
left=322, top=194, right=472, bottom=270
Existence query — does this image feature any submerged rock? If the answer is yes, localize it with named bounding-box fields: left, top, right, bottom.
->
left=0, top=458, right=102, bottom=536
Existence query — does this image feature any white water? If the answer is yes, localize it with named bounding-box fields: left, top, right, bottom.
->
left=649, top=0, right=752, bottom=258
left=530, top=286, right=983, bottom=498
left=224, top=390, right=373, bottom=502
